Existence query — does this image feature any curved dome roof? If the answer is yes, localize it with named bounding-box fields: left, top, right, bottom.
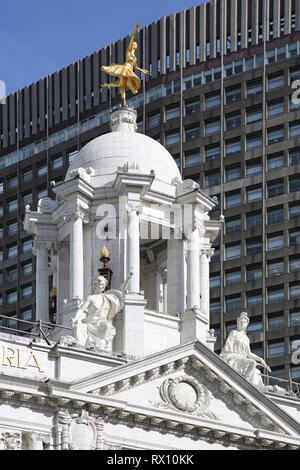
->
left=65, top=108, right=181, bottom=187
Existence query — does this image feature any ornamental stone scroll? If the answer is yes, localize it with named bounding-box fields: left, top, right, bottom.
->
left=57, top=410, right=105, bottom=450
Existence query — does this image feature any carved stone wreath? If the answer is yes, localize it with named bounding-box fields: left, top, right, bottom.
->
left=159, top=375, right=213, bottom=417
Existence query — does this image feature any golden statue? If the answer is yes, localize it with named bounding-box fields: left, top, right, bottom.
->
left=101, top=22, right=149, bottom=106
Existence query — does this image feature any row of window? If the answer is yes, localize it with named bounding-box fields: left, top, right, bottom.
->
left=0, top=285, right=33, bottom=305
left=0, top=240, right=32, bottom=261
left=211, top=256, right=300, bottom=288
left=0, top=262, right=32, bottom=284
left=211, top=282, right=300, bottom=311
left=0, top=308, right=33, bottom=327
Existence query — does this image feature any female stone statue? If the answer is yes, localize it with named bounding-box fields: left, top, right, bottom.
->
left=71, top=272, right=132, bottom=350
left=101, top=22, right=149, bottom=106
left=220, top=312, right=271, bottom=387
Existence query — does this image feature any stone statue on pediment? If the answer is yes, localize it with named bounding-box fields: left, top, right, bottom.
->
left=220, top=312, right=271, bottom=387
left=70, top=272, right=132, bottom=350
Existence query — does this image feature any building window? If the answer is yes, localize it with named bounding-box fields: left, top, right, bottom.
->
left=0, top=182, right=3, bottom=194
left=268, top=127, right=284, bottom=145
left=148, top=113, right=160, bottom=129
left=226, top=87, right=241, bottom=104
left=268, top=314, right=284, bottom=331
left=268, top=74, right=284, bottom=91
left=268, top=287, right=284, bottom=304
left=166, top=131, right=180, bottom=147
left=226, top=113, right=241, bottom=130
left=206, top=145, right=220, bottom=161
left=226, top=191, right=241, bottom=208
left=165, top=106, right=180, bottom=121
left=247, top=238, right=262, bottom=255
left=247, top=107, right=262, bottom=124
left=8, top=200, right=18, bottom=213
left=291, top=366, right=300, bottom=383
left=247, top=186, right=262, bottom=203
left=22, top=240, right=32, bottom=253
left=52, top=156, right=63, bottom=170
left=7, top=267, right=17, bottom=282
left=210, top=274, right=220, bottom=289
left=246, top=161, right=262, bottom=176
left=226, top=139, right=241, bottom=156
left=290, top=283, right=300, bottom=299
left=185, top=99, right=200, bottom=115
left=0, top=227, right=3, bottom=239
left=7, top=291, right=17, bottom=304
left=268, top=180, right=284, bottom=198
left=267, top=207, right=284, bottom=224
left=23, top=193, right=33, bottom=205
left=290, top=311, right=300, bottom=327
left=226, top=166, right=241, bottom=182
left=226, top=270, right=241, bottom=286
left=210, top=300, right=221, bottom=317
left=205, top=171, right=220, bottom=187
left=22, top=285, right=32, bottom=298
left=37, top=188, right=48, bottom=199
left=8, top=221, right=18, bottom=235
left=226, top=323, right=237, bottom=336
left=21, top=262, right=32, bottom=277
left=226, top=217, right=241, bottom=234
left=290, top=257, right=300, bottom=273
left=7, top=176, right=17, bottom=190
left=247, top=291, right=262, bottom=308
left=185, top=151, right=200, bottom=167
left=174, top=155, right=180, bottom=167
left=268, top=100, right=284, bottom=118
left=68, top=150, right=78, bottom=163
left=289, top=203, right=300, bottom=218
left=8, top=245, right=18, bottom=259
left=289, top=149, right=300, bottom=166
left=269, top=367, right=286, bottom=385
left=268, top=259, right=284, bottom=277
left=290, top=175, right=300, bottom=192
left=205, top=93, right=220, bottom=110
left=290, top=123, right=300, bottom=138
left=205, top=120, right=220, bottom=136
left=268, top=233, right=284, bottom=251
left=211, top=248, right=220, bottom=263
left=226, top=244, right=241, bottom=260
left=247, top=212, right=262, bottom=229
left=23, top=170, right=32, bottom=183
left=186, top=127, right=200, bottom=142
left=268, top=341, right=285, bottom=358
left=21, top=308, right=32, bottom=321
left=246, top=134, right=262, bottom=151
left=268, top=155, right=284, bottom=171
left=247, top=319, right=263, bottom=334
left=226, top=295, right=241, bottom=313
left=290, top=230, right=300, bottom=246
left=246, top=265, right=262, bottom=281
left=37, top=165, right=47, bottom=177
left=247, top=81, right=263, bottom=97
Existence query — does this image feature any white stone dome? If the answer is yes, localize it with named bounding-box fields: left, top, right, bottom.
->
left=65, top=107, right=181, bottom=187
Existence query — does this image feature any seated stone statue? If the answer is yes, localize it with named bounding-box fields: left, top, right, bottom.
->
left=220, top=312, right=271, bottom=387
left=70, top=272, right=132, bottom=350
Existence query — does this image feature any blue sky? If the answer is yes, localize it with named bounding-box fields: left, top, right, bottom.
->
left=1, top=0, right=206, bottom=96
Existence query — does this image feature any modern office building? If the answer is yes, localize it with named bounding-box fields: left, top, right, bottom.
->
left=0, top=0, right=300, bottom=385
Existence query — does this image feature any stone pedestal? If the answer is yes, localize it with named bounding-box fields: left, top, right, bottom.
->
left=180, top=308, right=209, bottom=345
left=35, top=241, right=50, bottom=323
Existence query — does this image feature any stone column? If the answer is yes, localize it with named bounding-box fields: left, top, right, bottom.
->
left=57, top=241, right=70, bottom=314
left=156, top=270, right=164, bottom=313
left=200, top=249, right=210, bottom=316
left=186, top=229, right=200, bottom=310
left=162, top=270, right=168, bottom=314
left=167, top=237, right=185, bottom=315
left=70, top=210, right=84, bottom=301
left=27, top=432, right=44, bottom=450
left=35, top=241, right=50, bottom=323
left=127, top=206, right=140, bottom=293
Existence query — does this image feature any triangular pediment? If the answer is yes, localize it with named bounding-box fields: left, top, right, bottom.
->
left=68, top=341, right=300, bottom=442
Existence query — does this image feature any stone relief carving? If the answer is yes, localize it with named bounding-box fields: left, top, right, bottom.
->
left=69, top=167, right=95, bottom=183
left=57, top=410, right=104, bottom=450
left=176, top=179, right=199, bottom=197
left=220, top=312, right=271, bottom=387
left=37, top=197, right=59, bottom=214
left=70, top=272, right=132, bottom=350
left=0, top=431, right=22, bottom=450
left=152, top=375, right=217, bottom=420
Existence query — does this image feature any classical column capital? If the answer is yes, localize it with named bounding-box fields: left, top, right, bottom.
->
left=126, top=201, right=143, bottom=216
left=70, top=205, right=90, bottom=224
left=32, top=239, right=54, bottom=255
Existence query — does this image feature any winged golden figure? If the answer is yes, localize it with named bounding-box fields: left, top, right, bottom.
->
left=101, top=22, right=149, bottom=106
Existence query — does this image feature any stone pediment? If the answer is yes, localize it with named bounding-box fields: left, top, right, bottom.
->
left=67, top=341, right=300, bottom=446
